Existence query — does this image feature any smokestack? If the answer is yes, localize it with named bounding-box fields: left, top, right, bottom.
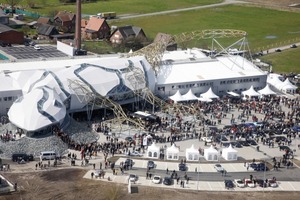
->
left=75, top=0, right=81, bottom=50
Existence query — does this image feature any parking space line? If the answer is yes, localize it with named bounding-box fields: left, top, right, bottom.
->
left=207, top=182, right=212, bottom=190
left=288, top=182, right=296, bottom=191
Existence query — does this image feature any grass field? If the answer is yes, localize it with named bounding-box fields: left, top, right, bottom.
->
left=24, top=0, right=222, bottom=16
left=260, top=47, right=300, bottom=73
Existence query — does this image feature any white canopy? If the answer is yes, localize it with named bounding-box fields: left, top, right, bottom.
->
left=242, top=85, right=260, bottom=97
left=258, top=84, right=277, bottom=95
left=222, top=144, right=238, bottom=161
left=279, top=78, right=297, bottom=94
left=200, top=87, right=219, bottom=99
left=147, top=142, right=160, bottom=159
left=182, top=89, right=198, bottom=101
left=204, top=145, right=219, bottom=161
left=169, top=90, right=184, bottom=102
left=166, top=144, right=179, bottom=160
left=227, top=91, right=240, bottom=97
left=8, top=87, right=66, bottom=131
left=198, top=97, right=213, bottom=102
left=185, top=144, right=199, bottom=161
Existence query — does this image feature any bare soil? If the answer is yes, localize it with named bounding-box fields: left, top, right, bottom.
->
left=1, top=168, right=299, bottom=200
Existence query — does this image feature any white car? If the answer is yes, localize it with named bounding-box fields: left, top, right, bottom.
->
left=152, top=175, right=161, bottom=184
left=127, top=151, right=142, bottom=157
left=245, top=179, right=256, bottom=188
left=34, top=45, right=41, bottom=50
left=268, top=179, right=278, bottom=187
left=234, top=179, right=245, bottom=188
left=201, top=136, right=213, bottom=143
left=214, top=164, right=224, bottom=172
left=129, top=174, right=137, bottom=182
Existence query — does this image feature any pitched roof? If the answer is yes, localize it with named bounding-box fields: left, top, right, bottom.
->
left=0, top=24, right=14, bottom=33
left=85, top=17, right=106, bottom=31
left=54, top=11, right=75, bottom=22
left=37, top=17, right=51, bottom=24
left=117, top=26, right=144, bottom=38
left=37, top=24, right=57, bottom=36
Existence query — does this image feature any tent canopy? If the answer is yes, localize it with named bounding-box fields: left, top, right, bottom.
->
left=227, top=91, right=240, bottom=97
left=182, top=89, right=198, bottom=101
left=258, top=84, right=277, bottom=95
left=169, top=90, right=184, bottom=102
left=242, top=85, right=260, bottom=97
left=167, top=144, right=179, bottom=154
left=200, top=87, right=219, bottom=99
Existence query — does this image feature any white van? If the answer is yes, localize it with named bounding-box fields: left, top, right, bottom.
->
left=40, top=151, right=56, bottom=160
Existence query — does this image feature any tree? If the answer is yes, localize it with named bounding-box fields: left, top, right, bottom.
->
left=5, top=0, right=21, bottom=15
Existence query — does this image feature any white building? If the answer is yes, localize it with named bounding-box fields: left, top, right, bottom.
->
left=0, top=48, right=268, bottom=135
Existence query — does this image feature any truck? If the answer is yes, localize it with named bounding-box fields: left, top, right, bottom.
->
left=97, top=12, right=116, bottom=19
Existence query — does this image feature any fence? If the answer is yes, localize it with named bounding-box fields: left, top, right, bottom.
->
left=4, top=9, right=41, bottom=19
left=253, top=37, right=300, bottom=53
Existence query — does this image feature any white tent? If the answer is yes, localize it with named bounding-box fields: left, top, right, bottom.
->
left=258, top=84, right=277, bottom=96
left=182, top=89, right=198, bottom=101
left=185, top=144, right=199, bottom=161
left=204, top=145, right=219, bottom=161
left=280, top=78, right=297, bottom=94
left=147, top=142, right=160, bottom=159
left=166, top=144, right=179, bottom=160
left=169, top=90, right=184, bottom=102
left=222, top=144, right=238, bottom=161
left=227, top=91, right=240, bottom=97
left=200, top=87, right=219, bottom=99
left=241, top=85, right=260, bottom=98
left=198, top=97, right=213, bottom=102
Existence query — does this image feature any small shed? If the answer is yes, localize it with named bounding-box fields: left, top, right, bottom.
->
left=185, top=144, right=199, bottom=161
left=166, top=144, right=179, bottom=160
left=147, top=142, right=160, bottom=159
left=222, top=144, right=238, bottom=161
left=204, top=145, right=218, bottom=161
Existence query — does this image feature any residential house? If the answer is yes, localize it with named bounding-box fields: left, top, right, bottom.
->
left=37, top=17, right=51, bottom=25
left=0, top=24, right=24, bottom=44
left=110, top=25, right=147, bottom=45
left=83, top=16, right=110, bottom=40
left=53, top=11, right=75, bottom=33
left=0, top=9, right=9, bottom=25
left=37, top=24, right=59, bottom=40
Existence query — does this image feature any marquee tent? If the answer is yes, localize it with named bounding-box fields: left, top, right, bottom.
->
left=200, top=87, right=219, bottom=99
left=198, top=97, right=213, bottom=102
left=204, top=145, right=218, bottom=161
left=182, top=89, right=198, bottom=101
left=258, top=84, right=277, bottom=96
left=147, top=142, right=160, bottom=159
left=185, top=144, right=199, bottom=161
left=222, top=144, right=238, bottom=161
left=279, top=78, right=297, bottom=94
left=166, top=144, right=179, bottom=160
left=169, top=90, right=184, bottom=102
left=227, top=91, right=240, bottom=97
left=241, top=85, right=260, bottom=98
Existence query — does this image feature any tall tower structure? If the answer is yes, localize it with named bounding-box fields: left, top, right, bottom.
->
left=75, top=0, right=81, bottom=51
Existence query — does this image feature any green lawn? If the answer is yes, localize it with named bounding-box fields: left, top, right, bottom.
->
left=25, top=0, right=222, bottom=16
left=260, top=47, right=300, bottom=74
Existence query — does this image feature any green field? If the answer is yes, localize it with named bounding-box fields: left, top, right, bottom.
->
left=260, top=48, right=300, bottom=74
left=25, top=0, right=222, bottom=16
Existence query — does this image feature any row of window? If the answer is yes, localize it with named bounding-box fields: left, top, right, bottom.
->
left=218, top=86, right=263, bottom=94
left=0, top=96, right=19, bottom=102
left=170, top=82, right=214, bottom=90
left=220, top=78, right=260, bottom=85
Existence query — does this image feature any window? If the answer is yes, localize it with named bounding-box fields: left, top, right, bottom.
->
left=3, top=97, right=7, bottom=101
left=8, top=97, right=12, bottom=101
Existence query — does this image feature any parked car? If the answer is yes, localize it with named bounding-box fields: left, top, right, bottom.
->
left=275, top=48, right=281, bottom=52
left=163, top=177, right=173, bottom=186
left=256, top=179, right=267, bottom=188
left=214, top=164, right=224, bottom=172
left=234, top=179, right=245, bottom=188
left=246, top=139, right=258, bottom=146
left=147, top=160, right=155, bottom=169
left=125, top=136, right=133, bottom=142
left=34, top=45, right=41, bottom=50
left=127, top=151, right=142, bottom=157
left=224, top=180, right=234, bottom=189
left=201, top=136, right=213, bottom=143
left=178, top=163, right=187, bottom=171
left=290, top=44, right=297, bottom=48
left=152, top=175, right=161, bottom=184
left=268, top=179, right=278, bottom=187
left=244, top=179, right=256, bottom=188
left=129, top=174, right=138, bottom=182
left=94, top=169, right=105, bottom=178
left=125, top=158, right=134, bottom=167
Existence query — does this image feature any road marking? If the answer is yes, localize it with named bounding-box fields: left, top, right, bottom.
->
left=207, top=182, right=212, bottom=190
left=288, top=182, right=296, bottom=191
left=230, top=163, right=238, bottom=171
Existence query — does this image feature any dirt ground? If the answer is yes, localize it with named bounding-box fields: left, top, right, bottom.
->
left=0, top=168, right=299, bottom=200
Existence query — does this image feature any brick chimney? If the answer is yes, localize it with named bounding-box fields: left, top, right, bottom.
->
left=75, top=0, right=81, bottom=51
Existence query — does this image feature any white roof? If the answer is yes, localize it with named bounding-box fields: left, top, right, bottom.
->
left=204, top=145, right=218, bottom=153
left=242, top=85, right=260, bottom=97
left=227, top=91, right=240, bottom=97
left=258, top=84, right=277, bottom=95
left=147, top=142, right=159, bottom=151
left=157, top=48, right=265, bottom=85
left=167, top=144, right=179, bottom=153
left=200, top=87, right=219, bottom=99
left=0, top=74, right=19, bottom=91
left=222, top=144, right=238, bottom=153
left=182, top=89, right=198, bottom=101
left=8, top=87, right=66, bottom=131
left=169, top=90, right=185, bottom=102
left=186, top=144, right=199, bottom=154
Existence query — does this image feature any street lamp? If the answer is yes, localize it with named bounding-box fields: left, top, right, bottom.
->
left=197, top=157, right=200, bottom=191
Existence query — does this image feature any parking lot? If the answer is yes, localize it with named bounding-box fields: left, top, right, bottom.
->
left=0, top=45, right=68, bottom=60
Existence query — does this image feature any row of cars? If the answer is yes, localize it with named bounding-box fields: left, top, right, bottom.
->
left=225, top=178, right=277, bottom=189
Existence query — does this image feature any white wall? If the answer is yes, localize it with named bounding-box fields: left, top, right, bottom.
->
left=57, top=41, right=75, bottom=56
